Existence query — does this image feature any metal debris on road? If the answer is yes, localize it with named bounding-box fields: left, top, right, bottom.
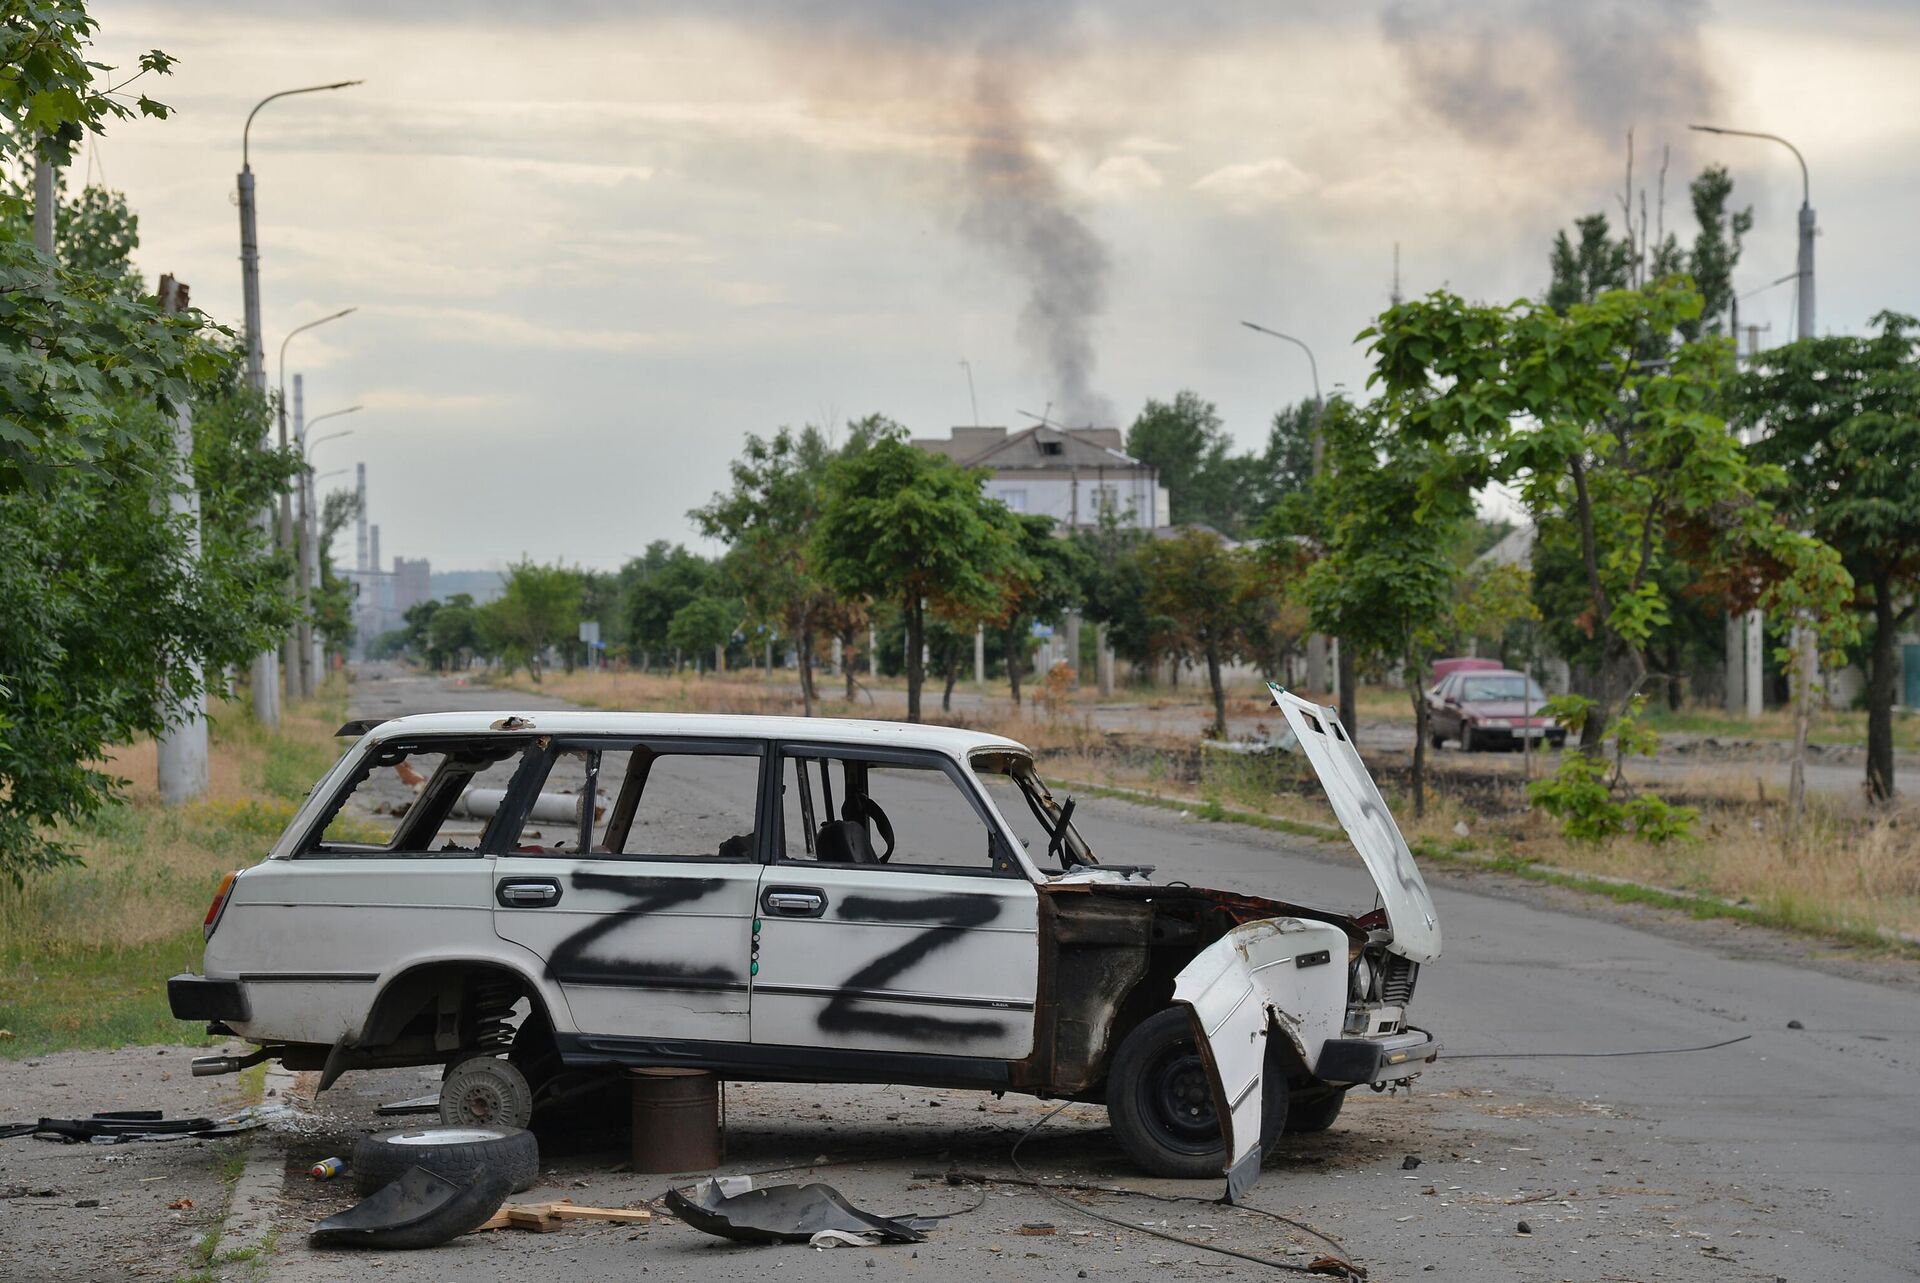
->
left=665, top=1178, right=929, bottom=1246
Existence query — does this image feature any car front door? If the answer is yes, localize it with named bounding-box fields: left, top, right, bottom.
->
left=750, top=746, right=1039, bottom=1061
left=490, top=738, right=769, bottom=1045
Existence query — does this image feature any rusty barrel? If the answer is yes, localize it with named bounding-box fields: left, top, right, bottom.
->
left=628, top=1067, right=722, bottom=1173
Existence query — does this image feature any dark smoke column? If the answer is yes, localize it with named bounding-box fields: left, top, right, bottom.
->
left=959, top=64, right=1114, bottom=425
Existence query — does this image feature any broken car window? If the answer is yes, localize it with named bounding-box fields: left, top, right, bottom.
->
left=305, top=738, right=538, bottom=856
left=779, top=753, right=1012, bottom=874
left=503, top=744, right=761, bottom=860
left=970, top=751, right=1092, bottom=872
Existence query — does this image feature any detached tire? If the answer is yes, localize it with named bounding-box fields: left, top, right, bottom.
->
left=350, top=1126, right=539, bottom=1198
left=1106, top=1007, right=1286, bottom=1180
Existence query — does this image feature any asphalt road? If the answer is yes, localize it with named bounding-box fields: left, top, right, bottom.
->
left=252, top=668, right=1920, bottom=1279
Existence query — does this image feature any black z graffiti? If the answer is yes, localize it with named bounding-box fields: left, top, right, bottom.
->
left=818, top=893, right=1009, bottom=1040
left=543, top=871, right=738, bottom=989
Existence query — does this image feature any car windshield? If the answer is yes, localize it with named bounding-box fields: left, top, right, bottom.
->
left=1460, top=674, right=1546, bottom=702
left=969, top=750, right=1093, bottom=872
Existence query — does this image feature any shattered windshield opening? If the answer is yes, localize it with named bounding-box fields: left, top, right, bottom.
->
left=970, top=750, right=1094, bottom=872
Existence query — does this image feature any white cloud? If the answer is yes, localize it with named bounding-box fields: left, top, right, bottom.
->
left=1192, top=157, right=1318, bottom=212
left=1084, top=154, right=1164, bottom=199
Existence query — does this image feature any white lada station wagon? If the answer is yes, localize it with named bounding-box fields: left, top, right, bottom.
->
left=172, top=686, right=1440, bottom=1198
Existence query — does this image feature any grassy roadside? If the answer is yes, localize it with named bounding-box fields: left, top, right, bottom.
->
left=0, top=687, right=349, bottom=1059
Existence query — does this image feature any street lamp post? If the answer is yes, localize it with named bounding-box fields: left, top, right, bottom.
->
left=277, top=309, right=356, bottom=699
left=238, top=78, right=361, bottom=727
left=1688, top=125, right=1814, bottom=342
left=302, top=410, right=361, bottom=689
left=1241, top=321, right=1351, bottom=725
left=1690, top=124, right=1817, bottom=728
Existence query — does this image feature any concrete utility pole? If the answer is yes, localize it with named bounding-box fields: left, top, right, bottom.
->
left=238, top=80, right=362, bottom=726
left=277, top=308, right=356, bottom=700
left=156, top=277, right=209, bottom=803
left=32, top=151, right=55, bottom=255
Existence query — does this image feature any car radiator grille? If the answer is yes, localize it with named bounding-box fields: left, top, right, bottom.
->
left=1380, top=955, right=1419, bottom=1006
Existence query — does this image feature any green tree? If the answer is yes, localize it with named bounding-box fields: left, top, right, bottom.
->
left=0, top=343, right=296, bottom=879
left=1368, top=279, right=1854, bottom=831
left=1070, top=509, right=1152, bottom=678
left=1547, top=214, right=1634, bottom=312
left=693, top=425, right=841, bottom=714
left=622, top=542, right=713, bottom=668
left=992, top=512, right=1085, bottom=706
left=666, top=596, right=737, bottom=673
left=1137, top=528, right=1258, bottom=737
left=426, top=593, right=479, bottom=671
left=479, top=561, right=582, bottom=681
left=313, top=487, right=361, bottom=663
left=814, top=425, right=1016, bottom=722
left=1738, top=313, right=1920, bottom=802
left=1126, top=390, right=1247, bottom=533
left=1, top=7, right=188, bottom=490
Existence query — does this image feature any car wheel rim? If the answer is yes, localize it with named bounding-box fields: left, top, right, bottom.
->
left=1141, top=1043, right=1220, bottom=1152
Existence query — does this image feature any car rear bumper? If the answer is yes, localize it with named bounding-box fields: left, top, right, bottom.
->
left=1315, top=1029, right=1440, bottom=1085
left=168, top=973, right=250, bottom=1024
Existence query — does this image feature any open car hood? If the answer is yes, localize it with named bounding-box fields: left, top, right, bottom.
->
left=1268, top=683, right=1441, bottom=964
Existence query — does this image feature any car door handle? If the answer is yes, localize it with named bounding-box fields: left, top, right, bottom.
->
left=763, top=886, right=826, bottom=918
left=497, top=878, right=562, bottom=908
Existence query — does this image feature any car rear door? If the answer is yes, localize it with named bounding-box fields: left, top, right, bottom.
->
left=490, top=738, right=769, bottom=1046
left=750, top=745, right=1039, bottom=1061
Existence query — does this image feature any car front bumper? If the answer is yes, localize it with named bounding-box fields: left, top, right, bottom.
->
left=1315, top=1029, right=1440, bottom=1085
left=167, top=973, right=250, bottom=1024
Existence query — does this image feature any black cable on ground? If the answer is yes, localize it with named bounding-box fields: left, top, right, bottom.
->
left=1442, top=1033, right=1751, bottom=1061
left=1005, top=1101, right=1364, bottom=1279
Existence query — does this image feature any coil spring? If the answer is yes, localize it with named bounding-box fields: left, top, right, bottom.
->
left=471, top=977, right=519, bottom=1052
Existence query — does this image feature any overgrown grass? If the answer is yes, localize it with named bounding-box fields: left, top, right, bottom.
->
left=0, top=686, right=348, bottom=1059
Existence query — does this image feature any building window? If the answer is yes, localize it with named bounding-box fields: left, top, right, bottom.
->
left=1039, top=440, right=1064, bottom=456
left=1000, top=489, right=1027, bottom=511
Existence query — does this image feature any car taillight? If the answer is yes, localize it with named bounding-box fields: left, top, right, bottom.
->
left=203, top=871, right=239, bottom=940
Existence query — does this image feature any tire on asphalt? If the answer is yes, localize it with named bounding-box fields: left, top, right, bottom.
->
left=1105, top=1006, right=1287, bottom=1180
left=1428, top=732, right=1445, bottom=750
left=350, top=1125, right=540, bottom=1198
left=1460, top=725, right=1476, bottom=753
left=440, top=1053, right=535, bottom=1131
left=1283, top=1088, right=1346, bottom=1134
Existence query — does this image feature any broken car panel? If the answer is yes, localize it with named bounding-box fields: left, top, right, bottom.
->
left=170, top=700, right=1439, bottom=1198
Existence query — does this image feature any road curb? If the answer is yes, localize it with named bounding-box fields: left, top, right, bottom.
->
left=215, top=1062, right=297, bottom=1280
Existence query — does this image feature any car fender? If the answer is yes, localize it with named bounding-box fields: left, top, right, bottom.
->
left=1171, top=917, right=1350, bottom=1202
left=354, top=941, right=574, bottom=1049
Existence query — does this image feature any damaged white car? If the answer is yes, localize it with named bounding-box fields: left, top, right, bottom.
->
left=171, top=685, right=1439, bottom=1198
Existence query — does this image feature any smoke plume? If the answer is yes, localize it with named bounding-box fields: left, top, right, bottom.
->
left=1382, top=0, right=1720, bottom=147
left=957, top=62, right=1113, bottom=426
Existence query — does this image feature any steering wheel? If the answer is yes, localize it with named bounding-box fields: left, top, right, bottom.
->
left=847, top=796, right=897, bottom=863
left=1045, top=797, right=1077, bottom=865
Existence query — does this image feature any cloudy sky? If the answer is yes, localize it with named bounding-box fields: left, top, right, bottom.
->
left=82, top=0, right=1920, bottom=571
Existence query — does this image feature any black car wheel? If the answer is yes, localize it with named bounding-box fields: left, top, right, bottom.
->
left=1460, top=725, right=1477, bottom=753
left=1106, top=1007, right=1287, bottom=1179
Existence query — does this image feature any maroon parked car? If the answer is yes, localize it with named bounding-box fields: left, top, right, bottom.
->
left=1426, top=668, right=1565, bottom=751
